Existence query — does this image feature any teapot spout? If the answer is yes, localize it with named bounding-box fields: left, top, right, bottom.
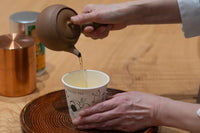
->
left=68, top=47, right=81, bottom=57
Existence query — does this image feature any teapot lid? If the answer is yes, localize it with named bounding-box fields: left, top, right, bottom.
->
left=56, top=7, right=81, bottom=43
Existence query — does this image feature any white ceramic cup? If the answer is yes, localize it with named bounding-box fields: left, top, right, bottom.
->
left=61, top=69, right=110, bottom=120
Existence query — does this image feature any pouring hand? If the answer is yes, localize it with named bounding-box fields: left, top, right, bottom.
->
left=70, top=3, right=130, bottom=39
left=70, top=0, right=181, bottom=40
left=73, top=91, right=162, bottom=132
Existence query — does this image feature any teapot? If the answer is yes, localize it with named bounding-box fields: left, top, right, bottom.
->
left=36, top=4, right=106, bottom=57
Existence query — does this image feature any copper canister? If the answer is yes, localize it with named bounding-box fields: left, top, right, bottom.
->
left=0, top=33, right=36, bottom=97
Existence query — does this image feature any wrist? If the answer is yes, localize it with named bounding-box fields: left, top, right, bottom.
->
left=150, top=96, right=172, bottom=126
left=155, top=97, right=200, bottom=132
left=118, top=1, right=145, bottom=25
left=154, top=97, right=174, bottom=126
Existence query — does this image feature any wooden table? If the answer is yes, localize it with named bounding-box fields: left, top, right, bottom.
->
left=0, top=0, right=199, bottom=133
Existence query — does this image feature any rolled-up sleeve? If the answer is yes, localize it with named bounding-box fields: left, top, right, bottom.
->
left=177, top=0, right=200, bottom=38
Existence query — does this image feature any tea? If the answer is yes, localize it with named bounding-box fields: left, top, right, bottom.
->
left=78, top=55, right=88, bottom=88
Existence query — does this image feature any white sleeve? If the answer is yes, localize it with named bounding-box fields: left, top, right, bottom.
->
left=177, top=0, right=200, bottom=38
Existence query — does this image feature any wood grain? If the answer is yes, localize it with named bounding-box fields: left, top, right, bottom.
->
left=0, top=0, right=200, bottom=133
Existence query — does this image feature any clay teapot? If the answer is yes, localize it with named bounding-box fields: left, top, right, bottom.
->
left=36, top=4, right=105, bottom=57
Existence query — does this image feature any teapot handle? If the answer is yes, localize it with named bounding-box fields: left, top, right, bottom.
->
left=81, top=22, right=107, bottom=31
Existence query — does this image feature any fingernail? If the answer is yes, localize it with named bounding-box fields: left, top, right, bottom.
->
left=79, top=111, right=84, bottom=116
left=70, top=16, right=78, bottom=23
left=72, top=118, right=79, bottom=125
left=77, top=125, right=85, bottom=129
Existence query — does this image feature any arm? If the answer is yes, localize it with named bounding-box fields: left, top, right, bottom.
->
left=158, top=98, right=200, bottom=132
left=121, top=0, right=181, bottom=25
left=71, top=0, right=181, bottom=39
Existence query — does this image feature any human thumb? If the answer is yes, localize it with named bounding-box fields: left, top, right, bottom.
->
left=71, top=13, right=95, bottom=25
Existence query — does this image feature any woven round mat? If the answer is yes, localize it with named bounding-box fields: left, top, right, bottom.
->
left=20, top=88, right=158, bottom=133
